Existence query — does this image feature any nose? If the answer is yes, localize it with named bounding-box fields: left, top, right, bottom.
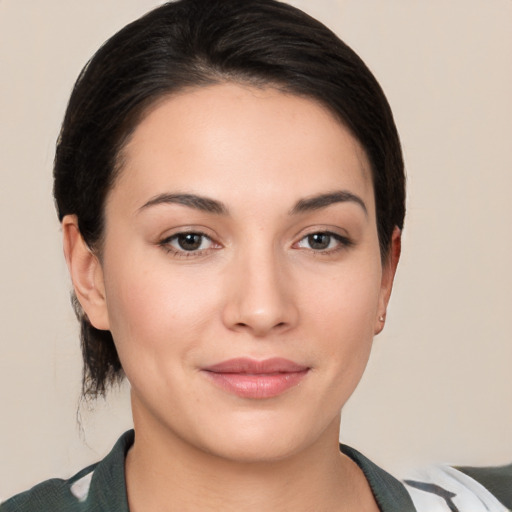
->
left=221, top=247, right=299, bottom=337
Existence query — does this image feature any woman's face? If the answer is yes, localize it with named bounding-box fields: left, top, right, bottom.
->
left=81, top=83, right=398, bottom=461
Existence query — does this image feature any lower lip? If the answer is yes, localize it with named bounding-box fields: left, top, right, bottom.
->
left=203, top=370, right=309, bottom=399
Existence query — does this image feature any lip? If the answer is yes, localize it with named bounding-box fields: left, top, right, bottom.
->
left=201, top=358, right=310, bottom=399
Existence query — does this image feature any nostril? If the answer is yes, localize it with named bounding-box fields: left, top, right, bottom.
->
left=233, top=320, right=287, bottom=332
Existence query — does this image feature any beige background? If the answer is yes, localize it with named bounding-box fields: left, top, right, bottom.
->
left=1, top=0, right=511, bottom=500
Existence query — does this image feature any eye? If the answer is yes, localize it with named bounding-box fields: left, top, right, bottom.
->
left=160, top=231, right=217, bottom=254
left=296, top=232, right=352, bottom=252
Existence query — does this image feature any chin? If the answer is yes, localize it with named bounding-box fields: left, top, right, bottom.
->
left=189, top=408, right=334, bottom=464
left=203, top=434, right=307, bottom=464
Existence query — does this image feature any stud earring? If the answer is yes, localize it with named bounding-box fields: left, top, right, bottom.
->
left=379, top=315, right=385, bottom=322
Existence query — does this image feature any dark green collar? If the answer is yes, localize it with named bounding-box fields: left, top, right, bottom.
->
left=340, top=444, right=417, bottom=512
left=82, top=429, right=133, bottom=511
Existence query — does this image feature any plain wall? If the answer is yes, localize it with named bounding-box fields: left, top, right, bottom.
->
left=1, top=0, right=511, bottom=500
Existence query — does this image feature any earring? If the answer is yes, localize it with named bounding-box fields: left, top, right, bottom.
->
left=379, top=315, right=385, bottom=322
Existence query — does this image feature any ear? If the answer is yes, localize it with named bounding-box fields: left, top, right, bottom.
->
left=374, top=226, right=401, bottom=335
left=62, top=215, right=110, bottom=331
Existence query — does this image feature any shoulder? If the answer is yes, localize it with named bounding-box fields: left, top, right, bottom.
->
left=0, top=464, right=97, bottom=512
left=403, top=462, right=512, bottom=512
left=0, top=430, right=133, bottom=512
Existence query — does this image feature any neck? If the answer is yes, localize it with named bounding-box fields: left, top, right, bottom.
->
left=125, top=410, right=378, bottom=512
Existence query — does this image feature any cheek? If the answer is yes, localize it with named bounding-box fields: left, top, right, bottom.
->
left=300, top=258, right=382, bottom=383
left=304, top=261, right=381, bottom=335
left=101, top=253, right=222, bottom=369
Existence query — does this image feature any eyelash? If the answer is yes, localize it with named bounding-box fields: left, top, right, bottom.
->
left=159, top=231, right=218, bottom=258
left=158, top=230, right=353, bottom=258
left=294, top=231, right=354, bottom=255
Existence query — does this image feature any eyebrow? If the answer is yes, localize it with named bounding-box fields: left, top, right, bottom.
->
left=290, top=190, right=368, bottom=216
left=138, top=189, right=367, bottom=217
left=139, top=193, right=229, bottom=215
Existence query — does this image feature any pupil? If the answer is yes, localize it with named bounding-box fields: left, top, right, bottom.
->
left=178, top=233, right=202, bottom=251
left=309, top=233, right=330, bottom=250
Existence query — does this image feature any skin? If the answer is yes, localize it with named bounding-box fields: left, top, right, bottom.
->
left=63, top=83, right=400, bottom=511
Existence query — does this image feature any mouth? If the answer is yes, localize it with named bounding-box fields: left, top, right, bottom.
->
left=201, top=358, right=310, bottom=399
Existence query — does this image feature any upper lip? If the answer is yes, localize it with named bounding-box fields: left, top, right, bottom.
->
left=203, top=357, right=309, bottom=374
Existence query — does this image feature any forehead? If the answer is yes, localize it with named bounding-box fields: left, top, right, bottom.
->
left=112, top=83, right=374, bottom=216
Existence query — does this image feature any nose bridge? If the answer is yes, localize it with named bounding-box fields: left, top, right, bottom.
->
left=223, top=237, right=297, bottom=336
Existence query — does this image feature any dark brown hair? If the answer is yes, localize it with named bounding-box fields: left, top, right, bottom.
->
left=54, top=0, right=405, bottom=398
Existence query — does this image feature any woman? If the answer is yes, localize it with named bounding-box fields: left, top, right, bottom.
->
left=0, top=1, right=508, bottom=511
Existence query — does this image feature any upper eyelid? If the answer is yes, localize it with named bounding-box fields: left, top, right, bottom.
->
left=159, top=226, right=218, bottom=241
left=292, top=224, right=351, bottom=241
left=161, top=231, right=217, bottom=247
left=298, top=231, right=351, bottom=243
